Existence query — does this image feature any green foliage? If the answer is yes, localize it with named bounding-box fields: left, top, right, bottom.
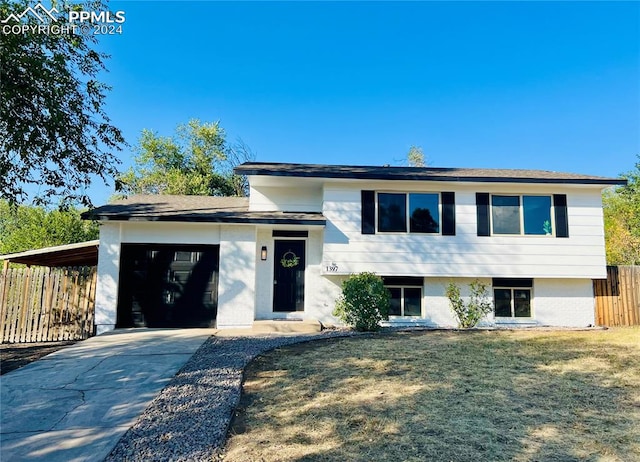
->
left=118, top=120, right=254, bottom=197
left=407, top=146, right=426, bottom=167
left=0, top=0, right=124, bottom=207
left=603, top=155, right=640, bottom=265
left=445, top=280, right=492, bottom=328
left=0, top=201, right=98, bottom=255
left=333, top=272, right=390, bottom=332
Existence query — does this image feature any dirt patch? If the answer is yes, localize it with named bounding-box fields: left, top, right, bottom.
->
left=0, top=341, right=77, bottom=375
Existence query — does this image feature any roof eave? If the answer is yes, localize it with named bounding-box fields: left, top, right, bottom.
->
left=0, top=240, right=100, bottom=267
left=237, top=168, right=627, bottom=186
left=88, top=214, right=326, bottom=226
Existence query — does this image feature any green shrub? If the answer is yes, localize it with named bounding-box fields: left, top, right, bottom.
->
left=445, top=279, right=492, bottom=328
left=333, top=272, right=390, bottom=332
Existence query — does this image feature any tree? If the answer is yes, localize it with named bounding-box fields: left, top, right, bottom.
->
left=0, top=201, right=99, bottom=255
left=0, top=0, right=125, bottom=207
left=407, top=145, right=426, bottom=167
left=603, top=155, right=640, bottom=265
left=223, top=138, right=254, bottom=197
left=118, top=119, right=254, bottom=197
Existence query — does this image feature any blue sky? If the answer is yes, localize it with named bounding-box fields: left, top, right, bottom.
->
left=91, top=0, right=639, bottom=204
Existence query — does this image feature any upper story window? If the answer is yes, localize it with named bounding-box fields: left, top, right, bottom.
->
left=362, top=190, right=456, bottom=236
left=377, top=192, right=440, bottom=234
left=476, top=193, right=569, bottom=238
left=491, top=195, right=553, bottom=236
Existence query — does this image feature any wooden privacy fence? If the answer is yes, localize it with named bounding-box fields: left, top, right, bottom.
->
left=0, top=266, right=97, bottom=343
left=594, top=266, right=640, bottom=327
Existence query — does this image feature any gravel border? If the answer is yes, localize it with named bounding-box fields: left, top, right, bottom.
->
left=105, top=330, right=358, bottom=461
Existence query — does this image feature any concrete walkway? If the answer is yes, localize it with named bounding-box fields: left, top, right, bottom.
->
left=0, top=328, right=213, bottom=462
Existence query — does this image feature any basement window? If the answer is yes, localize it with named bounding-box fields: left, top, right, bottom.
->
left=383, top=277, right=423, bottom=317
left=493, top=278, right=533, bottom=318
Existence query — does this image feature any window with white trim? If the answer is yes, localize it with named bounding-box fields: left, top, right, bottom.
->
left=493, top=278, right=533, bottom=318
left=383, top=277, right=423, bottom=317
left=491, top=195, right=553, bottom=236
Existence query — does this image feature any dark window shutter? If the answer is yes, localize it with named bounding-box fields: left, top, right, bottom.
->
left=441, top=192, right=456, bottom=236
left=361, top=190, right=375, bottom=234
left=476, top=193, right=490, bottom=236
left=553, top=194, right=569, bottom=238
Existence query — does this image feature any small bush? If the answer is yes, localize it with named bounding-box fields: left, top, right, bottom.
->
left=445, top=279, right=492, bottom=328
left=333, top=272, right=390, bottom=332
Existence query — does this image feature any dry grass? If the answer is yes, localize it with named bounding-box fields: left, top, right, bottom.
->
left=222, top=328, right=640, bottom=462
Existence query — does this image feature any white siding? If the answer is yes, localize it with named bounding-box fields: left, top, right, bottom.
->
left=217, top=226, right=256, bottom=328
left=305, top=230, right=343, bottom=325
left=249, top=185, right=322, bottom=212
left=322, top=182, right=607, bottom=279
left=254, top=228, right=274, bottom=320
left=532, top=279, right=595, bottom=327
left=119, top=222, right=221, bottom=245
left=94, top=223, right=120, bottom=334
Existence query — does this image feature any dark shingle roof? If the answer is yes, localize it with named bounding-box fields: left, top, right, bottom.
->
left=82, top=195, right=325, bottom=225
left=234, top=162, right=626, bottom=185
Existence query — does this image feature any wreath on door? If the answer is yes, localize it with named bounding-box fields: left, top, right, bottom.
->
left=280, top=250, right=300, bottom=268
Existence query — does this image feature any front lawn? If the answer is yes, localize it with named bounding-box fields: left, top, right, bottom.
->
left=223, top=328, right=640, bottom=462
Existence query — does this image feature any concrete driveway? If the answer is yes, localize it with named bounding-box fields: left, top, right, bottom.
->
left=0, top=328, right=213, bottom=462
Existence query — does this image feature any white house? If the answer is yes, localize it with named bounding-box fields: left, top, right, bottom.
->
left=84, top=162, right=625, bottom=333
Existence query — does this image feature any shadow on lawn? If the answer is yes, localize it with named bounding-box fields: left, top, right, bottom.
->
left=229, top=331, right=639, bottom=462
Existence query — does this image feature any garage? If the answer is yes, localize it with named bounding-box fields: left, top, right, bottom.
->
left=117, top=244, right=219, bottom=328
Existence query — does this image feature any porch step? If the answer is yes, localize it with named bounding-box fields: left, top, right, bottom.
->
left=252, top=319, right=322, bottom=334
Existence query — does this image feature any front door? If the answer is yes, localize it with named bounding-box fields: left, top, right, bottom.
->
left=273, top=240, right=305, bottom=312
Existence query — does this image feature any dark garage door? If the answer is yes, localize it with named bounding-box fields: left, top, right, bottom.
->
left=117, top=244, right=219, bottom=328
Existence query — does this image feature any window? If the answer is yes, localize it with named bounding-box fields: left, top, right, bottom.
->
left=378, top=193, right=407, bottom=232
left=377, top=192, right=440, bottom=234
left=388, top=287, right=422, bottom=316
left=410, top=194, right=439, bottom=233
left=492, top=196, right=521, bottom=234
left=174, top=251, right=194, bottom=262
left=493, top=278, right=532, bottom=318
left=523, top=196, right=552, bottom=235
left=383, top=277, right=423, bottom=317
left=363, top=191, right=455, bottom=236
left=491, top=195, right=553, bottom=236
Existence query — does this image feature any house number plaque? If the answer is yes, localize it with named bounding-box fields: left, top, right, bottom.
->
left=324, top=263, right=339, bottom=272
